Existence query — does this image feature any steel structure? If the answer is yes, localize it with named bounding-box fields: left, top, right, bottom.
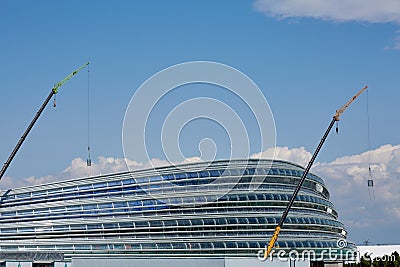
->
left=0, top=62, right=89, bottom=181
left=0, top=159, right=355, bottom=261
left=264, top=86, right=368, bottom=259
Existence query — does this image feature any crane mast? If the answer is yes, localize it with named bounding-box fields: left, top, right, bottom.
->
left=0, top=62, right=89, bottom=181
left=262, top=85, right=368, bottom=260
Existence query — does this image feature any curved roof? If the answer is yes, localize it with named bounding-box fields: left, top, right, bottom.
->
left=0, top=158, right=354, bottom=260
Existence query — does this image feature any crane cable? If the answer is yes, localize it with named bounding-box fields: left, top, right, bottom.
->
left=86, top=64, right=92, bottom=176
left=366, top=88, right=375, bottom=199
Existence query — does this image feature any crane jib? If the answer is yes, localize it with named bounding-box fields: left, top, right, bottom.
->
left=262, top=85, right=368, bottom=260
left=0, top=62, right=89, bottom=181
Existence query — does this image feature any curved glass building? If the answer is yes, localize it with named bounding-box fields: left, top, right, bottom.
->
left=0, top=159, right=355, bottom=261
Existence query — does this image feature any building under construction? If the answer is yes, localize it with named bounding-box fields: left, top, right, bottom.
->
left=0, top=64, right=367, bottom=266
left=0, top=159, right=356, bottom=267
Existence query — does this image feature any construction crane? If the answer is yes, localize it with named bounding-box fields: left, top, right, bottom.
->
left=0, top=62, right=89, bottom=181
left=263, top=85, right=368, bottom=260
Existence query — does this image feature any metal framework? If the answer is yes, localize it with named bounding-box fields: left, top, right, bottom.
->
left=0, top=159, right=355, bottom=260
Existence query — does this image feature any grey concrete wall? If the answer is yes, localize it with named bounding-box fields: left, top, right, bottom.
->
left=71, top=257, right=225, bottom=267
left=325, top=262, right=343, bottom=267
left=225, top=257, right=289, bottom=267
left=6, top=262, right=31, bottom=267
left=71, top=257, right=311, bottom=267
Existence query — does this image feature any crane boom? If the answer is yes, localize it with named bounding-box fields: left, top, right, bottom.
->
left=0, top=62, right=89, bottom=181
left=53, top=62, right=89, bottom=94
left=334, top=85, right=368, bottom=121
left=262, top=85, right=368, bottom=260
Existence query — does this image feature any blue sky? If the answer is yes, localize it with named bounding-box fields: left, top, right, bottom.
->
left=1, top=1, right=399, bottom=245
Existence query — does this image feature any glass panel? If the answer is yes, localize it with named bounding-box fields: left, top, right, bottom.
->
left=93, top=183, right=107, bottom=189
left=83, top=204, right=97, bottom=210
left=113, top=244, right=124, bottom=250
left=87, top=224, right=102, bottom=230
left=238, top=218, right=248, bottom=224
left=57, top=244, right=73, bottom=250
left=119, top=222, right=133, bottom=228
left=239, top=195, right=248, bottom=201
left=213, top=242, right=225, bottom=249
left=199, top=171, right=209, bottom=178
left=149, top=221, right=163, bottom=227
left=164, top=220, right=177, bottom=227
left=18, top=210, right=34, bottom=215
left=63, top=186, right=77, bottom=192
left=162, top=175, right=174, bottom=181
left=15, top=193, right=31, bottom=199
left=75, top=244, right=91, bottom=250
left=215, top=218, right=227, bottom=225
left=70, top=225, right=86, bottom=230
left=187, top=172, right=198, bottom=178
left=177, top=220, right=190, bottom=226
left=78, top=184, right=93, bottom=190
left=191, top=219, right=203, bottom=226
left=103, top=223, right=119, bottom=229
left=158, top=243, right=173, bottom=249
left=98, top=203, right=113, bottom=209
left=248, top=242, right=259, bottom=248
left=248, top=217, right=257, bottom=224
left=108, top=181, right=121, bottom=187
left=210, top=170, right=220, bottom=177
left=200, top=243, right=213, bottom=249
left=203, top=219, right=215, bottom=225
left=18, top=227, right=34, bottom=233
left=35, top=208, right=49, bottom=214
left=122, top=179, right=135, bottom=185
left=53, top=225, right=69, bottom=231
left=134, top=221, right=148, bottom=228
left=226, top=242, right=237, bottom=248
left=172, top=243, right=187, bottom=249
left=67, top=205, right=82, bottom=211
left=32, top=190, right=47, bottom=197
left=113, top=202, right=128, bottom=208
left=175, top=173, right=186, bottom=179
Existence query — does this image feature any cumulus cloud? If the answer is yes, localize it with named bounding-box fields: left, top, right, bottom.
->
left=393, top=30, right=400, bottom=49
left=0, top=157, right=134, bottom=189
left=315, top=144, right=400, bottom=202
left=254, top=0, right=400, bottom=23
left=272, top=144, right=400, bottom=212
left=267, top=144, right=400, bottom=242
left=254, top=0, right=400, bottom=49
left=0, top=156, right=204, bottom=190
left=252, top=146, right=312, bottom=166
left=2, top=144, right=399, bottom=242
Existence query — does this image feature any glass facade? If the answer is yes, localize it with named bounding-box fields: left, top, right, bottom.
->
left=0, top=159, right=355, bottom=259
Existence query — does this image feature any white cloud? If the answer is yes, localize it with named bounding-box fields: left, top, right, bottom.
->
left=385, top=30, right=400, bottom=50
left=0, top=157, right=141, bottom=189
left=2, top=144, right=399, bottom=243
left=395, top=30, right=400, bottom=49
left=313, top=144, right=400, bottom=243
left=254, top=0, right=400, bottom=23
left=0, top=156, right=204, bottom=190
left=254, top=0, right=400, bottom=49
left=254, top=144, right=400, bottom=243
left=252, top=146, right=312, bottom=166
